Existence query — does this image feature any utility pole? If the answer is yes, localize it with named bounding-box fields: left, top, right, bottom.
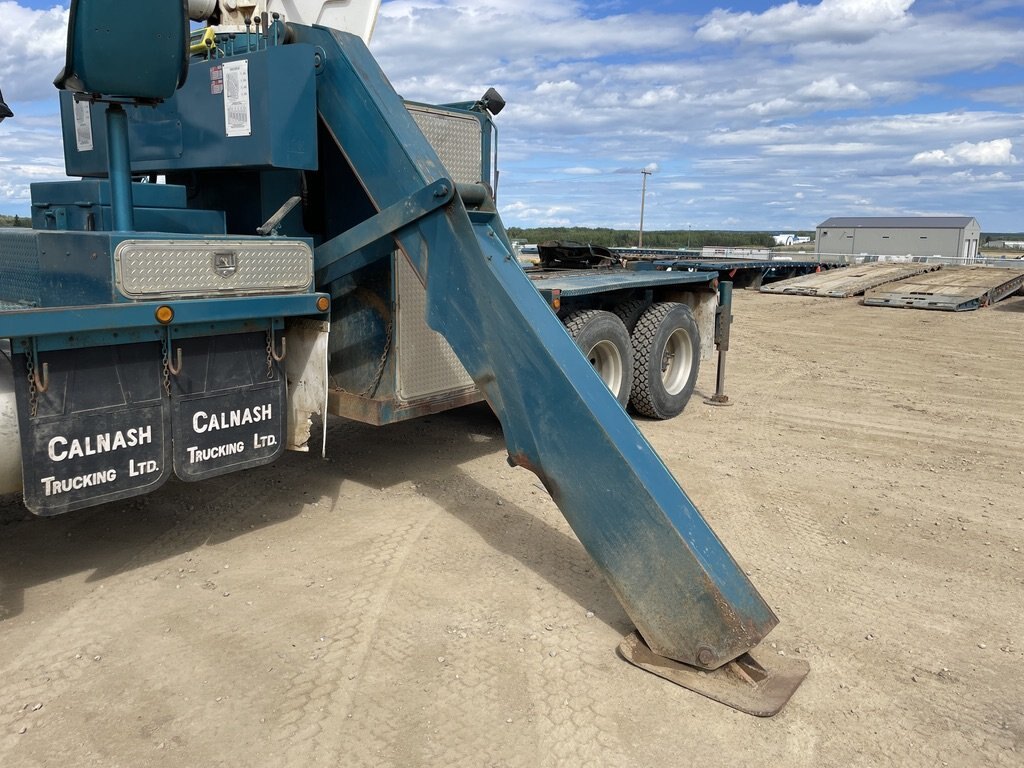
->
left=638, top=168, right=652, bottom=248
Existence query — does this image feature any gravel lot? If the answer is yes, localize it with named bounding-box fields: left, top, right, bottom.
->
left=2, top=290, right=1022, bottom=767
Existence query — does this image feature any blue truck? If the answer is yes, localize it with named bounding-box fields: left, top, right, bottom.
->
left=0, top=0, right=805, bottom=715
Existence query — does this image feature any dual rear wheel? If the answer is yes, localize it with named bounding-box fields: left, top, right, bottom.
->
left=562, top=301, right=700, bottom=420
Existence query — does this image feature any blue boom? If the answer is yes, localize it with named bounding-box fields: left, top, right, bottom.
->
left=292, top=24, right=777, bottom=670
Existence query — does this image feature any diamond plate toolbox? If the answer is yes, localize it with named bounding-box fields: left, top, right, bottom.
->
left=394, top=255, right=474, bottom=400
left=407, top=104, right=483, bottom=185
left=114, top=239, right=313, bottom=299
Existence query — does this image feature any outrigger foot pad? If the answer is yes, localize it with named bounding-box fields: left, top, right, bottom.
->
left=618, top=631, right=809, bottom=717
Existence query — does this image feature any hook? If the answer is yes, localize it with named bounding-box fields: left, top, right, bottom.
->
left=164, top=327, right=183, bottom=376
left=167, top=346, right=183, bottom=376
left=270, top=332, right=287, bottom=363
left=33, top=361, right=49, bottom=393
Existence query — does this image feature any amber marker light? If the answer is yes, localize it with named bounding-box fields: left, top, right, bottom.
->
left=155, top=305, right=174, bottom=324
left=316, top=296, right=330, bottom=312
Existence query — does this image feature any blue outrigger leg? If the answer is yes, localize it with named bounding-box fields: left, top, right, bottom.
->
left=294, top=25, right=806, bottom=713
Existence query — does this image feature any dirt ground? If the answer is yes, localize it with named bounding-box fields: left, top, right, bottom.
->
left=1, top=290, right=1022, bottom=767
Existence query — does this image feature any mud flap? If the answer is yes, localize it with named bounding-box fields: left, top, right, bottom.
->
left=171, top=332, right=286, bottom=481
left=618, top=631, right=809, bottom=717
left=12, top=342, right=172, bottom=515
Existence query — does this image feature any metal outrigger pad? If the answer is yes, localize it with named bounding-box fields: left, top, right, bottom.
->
left=618, top=631, right=809, bottom=717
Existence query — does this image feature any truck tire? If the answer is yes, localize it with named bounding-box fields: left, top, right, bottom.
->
left=613, top=298, right=649, bottom=333
left=563, top=309, right=633, bottom=407
left=629, top=302, right=700, bottom=419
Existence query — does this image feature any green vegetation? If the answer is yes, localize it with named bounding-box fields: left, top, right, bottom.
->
left=0, top=214, right=30, bottom=228
left=506, top=227, right=781, bottom=249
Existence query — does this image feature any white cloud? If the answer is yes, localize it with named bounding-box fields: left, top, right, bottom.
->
left=563, top=167, right=602, bottom=175
left=796, top=76, right=869, bottom=103
left=632, top=86, right=679, bottom=108
left=748, top=98, right=798, bottom=117
left=0, top=2, right=68, bottom=102
left=762, top=142, right=882, bottom=156
left=911, top=149, right=953, bottom=166
left=534, top=80, right=580, bottom=96
left=499, top=199, right=575, bottom=226
left=696, top=0, right=915, bottom=45
left=911, top=139, right=1018, bottom=167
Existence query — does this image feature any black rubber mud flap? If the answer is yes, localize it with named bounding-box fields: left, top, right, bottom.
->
left=618, top=631, right=809, bottom=717
left=170, top=332, right=286, bottom=481
left=12, top=343, right=172, bottom=515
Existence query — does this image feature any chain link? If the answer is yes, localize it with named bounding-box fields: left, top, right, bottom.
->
left=25, top=354, right=38, bottom=418
left=160, top=334, right=171, bottom=396
left=265, top=331, right=275, bottom=380
left=360, top=321, right=392, bottom=398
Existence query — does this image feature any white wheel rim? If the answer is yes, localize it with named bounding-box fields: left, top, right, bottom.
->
left=586, top=339, right=624, bottom=396
left=661, top=328, right=693, bottom=395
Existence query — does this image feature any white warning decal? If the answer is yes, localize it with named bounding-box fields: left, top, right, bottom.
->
left=222, top=59, right=252, bottom=138
left=73, top=98, right=93, bottom=151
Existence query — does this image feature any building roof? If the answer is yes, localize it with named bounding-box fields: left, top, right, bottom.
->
left=817, top=216, right=977, bottom=229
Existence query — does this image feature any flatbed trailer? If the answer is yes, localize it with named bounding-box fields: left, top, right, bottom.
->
left=863, top=265, right=1024, bottom=311
left=611, top=252, right=838, bottom=289
left=761, top=262, right=942, bottom=298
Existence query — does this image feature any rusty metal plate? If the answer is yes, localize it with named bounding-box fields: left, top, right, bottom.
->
left=761, top=263, right=941, bottom=298
left=862, top=266, right=1024, bottom=311
left=618, top=631, right=809, bottom=717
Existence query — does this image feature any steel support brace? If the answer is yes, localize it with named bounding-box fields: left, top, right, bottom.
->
left=314, top=178, right=455, bottom=286
left=297, top=25, right=781, bottom=671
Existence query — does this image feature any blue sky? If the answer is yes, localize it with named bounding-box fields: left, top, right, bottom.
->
left=1, top=0, right=1022, bottom=231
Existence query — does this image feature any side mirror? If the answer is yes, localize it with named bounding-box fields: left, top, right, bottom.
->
left=54, top=0, right=189, bottom=100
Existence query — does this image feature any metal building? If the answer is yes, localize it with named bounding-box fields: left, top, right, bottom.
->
left=815, top=216, right=982, bottom=261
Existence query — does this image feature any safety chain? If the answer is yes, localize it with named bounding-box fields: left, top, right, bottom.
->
left=265, top=331, right=275, bottom=380
left=360, top=321, right=392, bottom=398
left=26, top=354, right=38, bottom=417
left=160, top=334, right=172, bottom=396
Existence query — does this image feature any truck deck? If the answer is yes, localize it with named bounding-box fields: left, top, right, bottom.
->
left=639, top=257, right=830, bottom=289
left=526, top=268, right=713, bottom=297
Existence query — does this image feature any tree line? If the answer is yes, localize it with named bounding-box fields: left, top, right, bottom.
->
left=506, top=227, right=788, bottom=249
